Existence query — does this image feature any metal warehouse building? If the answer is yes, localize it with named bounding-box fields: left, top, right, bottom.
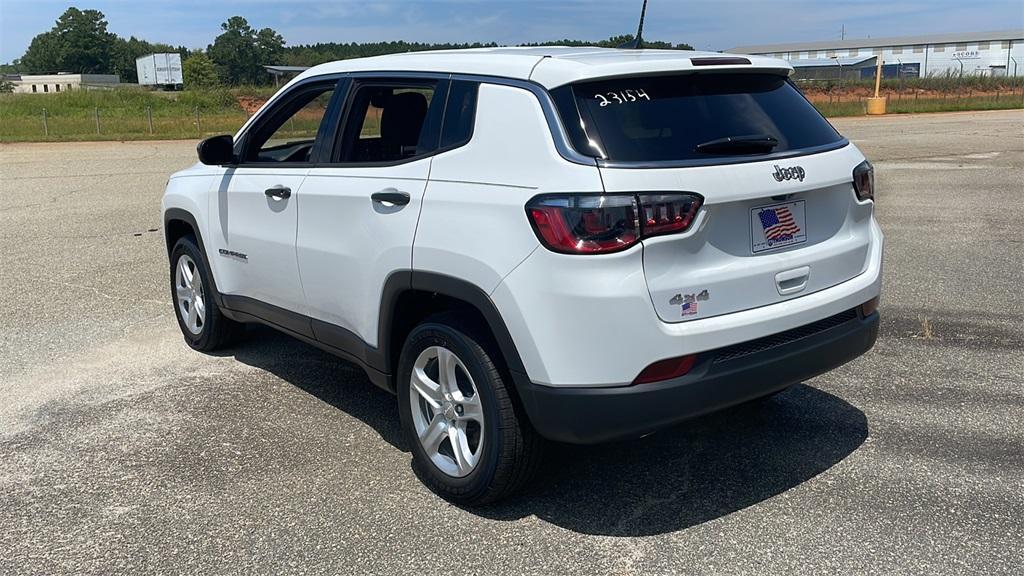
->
left=730, top=29, right=1024, bottom=79
left=4, top=73, right=121, bottom=94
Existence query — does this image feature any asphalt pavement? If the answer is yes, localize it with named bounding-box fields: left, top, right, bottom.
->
left=1, top=110, right=1022, bottom=575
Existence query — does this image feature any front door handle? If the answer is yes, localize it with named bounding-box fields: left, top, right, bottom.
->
left=371, top=189, right=410, bottom=207
left=265, top=186, right=291, bottom=200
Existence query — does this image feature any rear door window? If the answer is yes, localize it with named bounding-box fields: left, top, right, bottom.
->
left=334, top=80, right=443, bottom=164
left=552, top=73, right=843, bottom=163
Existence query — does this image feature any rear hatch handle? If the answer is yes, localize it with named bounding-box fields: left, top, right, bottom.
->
left=776, top=266, right=811, bottom=296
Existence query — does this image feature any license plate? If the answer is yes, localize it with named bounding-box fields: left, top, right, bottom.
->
left=751, top=200, right=807, bottom=253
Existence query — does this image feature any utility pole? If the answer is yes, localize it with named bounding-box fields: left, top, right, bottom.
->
left=841, top=24, right=846, bottom=40
left=831, top=55, right=843, bottom=83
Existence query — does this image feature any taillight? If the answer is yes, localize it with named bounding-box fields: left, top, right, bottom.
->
left=638, top=193, right=702, bottom=238
left=853, top=160, right=874, bottom=202
left=528, top=194, right=639, bottom=254
left=527, top=193, right=702, bottom=255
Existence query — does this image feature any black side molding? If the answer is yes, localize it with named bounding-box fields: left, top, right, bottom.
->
left=222, top=294, right=313, bottom=339
left=219, top=294, right=390, bottom=391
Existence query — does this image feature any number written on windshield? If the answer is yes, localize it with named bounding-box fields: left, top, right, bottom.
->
left=594, top=89, right=651, bottom=107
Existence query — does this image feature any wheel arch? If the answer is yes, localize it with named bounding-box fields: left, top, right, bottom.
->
left=163, top=208, right=225, bottom=308
left=379, top=271, right=531, bottom=392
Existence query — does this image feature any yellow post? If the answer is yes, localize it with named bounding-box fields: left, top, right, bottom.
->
left=874, top=57, right=883, bottom=97
left=867, top=56, right=887, bottom=115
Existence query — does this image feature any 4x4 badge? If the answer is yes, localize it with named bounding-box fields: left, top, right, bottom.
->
left=773, top=165, right=806, bottom=182
left=670, top=290, right=710, bottom=305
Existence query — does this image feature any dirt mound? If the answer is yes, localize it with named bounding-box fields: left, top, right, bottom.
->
left=236, top=96, right=268, bottom=115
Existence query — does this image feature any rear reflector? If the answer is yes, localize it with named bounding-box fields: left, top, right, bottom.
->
left=861, top=296, right=880, bottom=317
left=633, top=354, right=698, bottom=385
left=690, top=57, right=752, bottom=66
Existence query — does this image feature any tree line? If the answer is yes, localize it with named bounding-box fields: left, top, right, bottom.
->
left=1, top=7, right=693, bottom=89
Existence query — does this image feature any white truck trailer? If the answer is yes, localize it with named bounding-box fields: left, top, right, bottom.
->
left=136, top=53, right=183, bottom=89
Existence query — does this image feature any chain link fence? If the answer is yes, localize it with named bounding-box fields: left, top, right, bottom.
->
left=796, top=79, right=1024, bottom=117
left=2, top=105, right=252, bottom=142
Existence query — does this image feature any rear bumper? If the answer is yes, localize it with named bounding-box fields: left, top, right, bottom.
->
left=492, top=217, right=884, bottom=387
left=517, top=309, right=879, bottom=444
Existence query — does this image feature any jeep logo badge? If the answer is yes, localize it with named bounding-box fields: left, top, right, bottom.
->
left=773, top=165, right=806, bottom=182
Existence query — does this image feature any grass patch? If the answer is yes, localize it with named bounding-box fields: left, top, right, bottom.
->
left=0, top=86, right=240, bottom=115
left=813, top=94, right=1024, bottom=117
left=813, top=100, right=869, bottom=117
left=0, top=87, right=253, bottom=142
left=886, top=94, right=1024, bottom=114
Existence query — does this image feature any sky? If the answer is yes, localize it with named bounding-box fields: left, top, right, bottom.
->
left=1, top=0, right=1023, bottom=63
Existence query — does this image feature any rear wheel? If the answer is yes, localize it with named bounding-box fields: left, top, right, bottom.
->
left=169, top=236, right=243, bottom=351
left=397, top=318, right=543, bottom=505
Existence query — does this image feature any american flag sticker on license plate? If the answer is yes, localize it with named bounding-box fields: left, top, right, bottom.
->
left=751, top=200, right=807, bottom=253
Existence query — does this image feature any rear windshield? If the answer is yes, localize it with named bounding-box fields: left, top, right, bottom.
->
left=551, top=73, right=843, bottom=163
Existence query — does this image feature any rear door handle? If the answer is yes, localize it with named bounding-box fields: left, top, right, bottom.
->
left=371, top=189, right=410, bottom=207
left=265, top=185, right=291, bottom=200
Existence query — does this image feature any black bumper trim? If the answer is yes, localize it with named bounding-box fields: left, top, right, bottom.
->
left=517, top=311, right=879, bottom=444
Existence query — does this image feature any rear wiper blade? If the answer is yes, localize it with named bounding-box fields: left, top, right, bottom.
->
left=695, top=134, right=779, bottom=154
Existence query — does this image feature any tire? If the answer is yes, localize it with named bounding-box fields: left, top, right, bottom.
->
left=169, top=235, right=244, bottom=351
left=397, top=316, right=544, bottom=505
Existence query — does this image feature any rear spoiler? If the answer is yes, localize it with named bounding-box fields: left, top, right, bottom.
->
left=534, top=53, right=794, bottom=88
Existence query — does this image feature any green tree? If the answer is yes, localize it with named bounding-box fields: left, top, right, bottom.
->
left=183, top=52, right=218, bottom=88
left=522, top=35, right=692, bottom=50
left=20, top=8, right=117, bottom=74
left=0, top=78, right=14, bottom=93
left=207, top=16, right=284, bottom=85
left=0, top=60, right=24, bottom=74
left=255, top=27, right=285, bottom=67
left=19, top=31, right=64, bottom=73
left=275, top=37, right=694, bottom=69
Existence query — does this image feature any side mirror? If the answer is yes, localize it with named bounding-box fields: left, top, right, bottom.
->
left=197, top=134, right=236, bottom=165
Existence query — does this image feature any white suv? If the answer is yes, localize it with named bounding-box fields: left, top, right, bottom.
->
left=162, top=47, right=883, bottom=504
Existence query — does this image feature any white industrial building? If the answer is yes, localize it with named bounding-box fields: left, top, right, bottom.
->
left=731, top=30, right=1024, bottom=78
left=4, top=73, right=121, bottom=94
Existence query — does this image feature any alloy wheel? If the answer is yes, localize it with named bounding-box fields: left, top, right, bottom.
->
left=409, top=345, right=485, bottom=477
left=174, top=255, right=205, bottom=335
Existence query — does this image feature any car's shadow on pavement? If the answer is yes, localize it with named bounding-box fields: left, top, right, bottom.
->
left=480, top=383, right=867, bottom=536
left=227, top=325, right=868, bottom=537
